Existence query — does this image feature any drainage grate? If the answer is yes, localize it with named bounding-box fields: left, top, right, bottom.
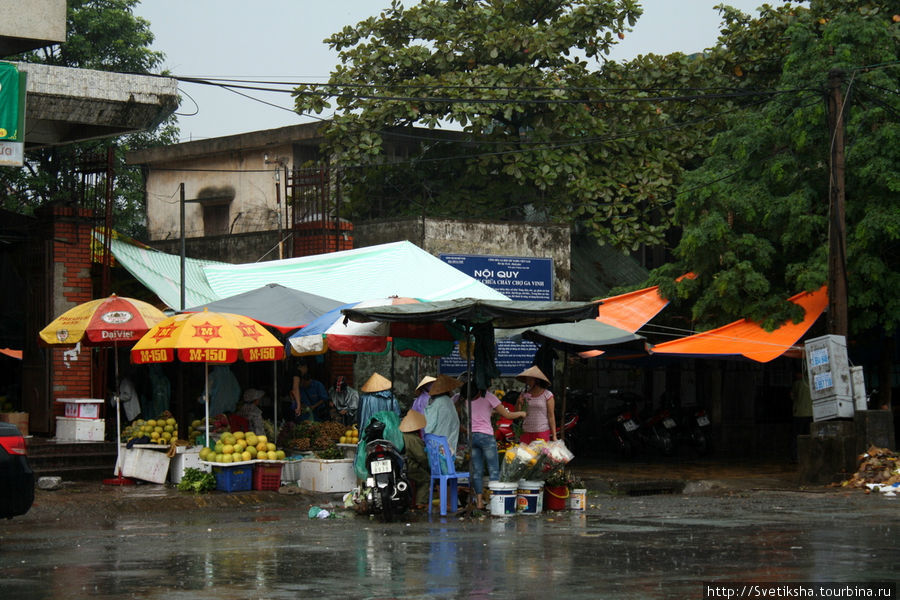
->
left=627, top=486, right=679, bottom=496
left=611, top=480, right=685, bottom=496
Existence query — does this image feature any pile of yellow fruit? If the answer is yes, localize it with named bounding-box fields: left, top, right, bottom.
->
left=198, top=430, right=287, bottom=464
left=122, top=416, right=179, bottom=445
left=339, top=425, right=359, bottom=445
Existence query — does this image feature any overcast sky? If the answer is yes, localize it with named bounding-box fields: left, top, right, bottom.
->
left=134, top=1, right=777, bottom=142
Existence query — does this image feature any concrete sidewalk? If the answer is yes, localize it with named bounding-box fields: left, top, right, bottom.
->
left=12, top=457, right=829, bottom=525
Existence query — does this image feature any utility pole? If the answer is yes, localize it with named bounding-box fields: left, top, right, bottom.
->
left=826, top=69, right=848, bottom=337
left=180, top=182, right=185, bottom=311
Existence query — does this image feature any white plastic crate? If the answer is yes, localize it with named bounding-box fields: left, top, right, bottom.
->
left=55, top=416, right=105, bottom=441
left=298, top=458, right=356, bottom=493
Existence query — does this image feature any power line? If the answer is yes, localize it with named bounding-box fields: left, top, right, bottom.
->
left=176, top=75, right=808, bottom=105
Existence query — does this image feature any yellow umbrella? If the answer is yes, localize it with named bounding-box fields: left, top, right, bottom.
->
left=131, top=309, right=285, bottom=443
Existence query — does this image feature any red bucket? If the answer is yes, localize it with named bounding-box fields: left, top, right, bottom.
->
left=544, top=485, right=569, bottom=511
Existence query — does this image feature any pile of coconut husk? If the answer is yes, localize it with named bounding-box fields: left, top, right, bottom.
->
left=838, top=446, right=900, bottom=492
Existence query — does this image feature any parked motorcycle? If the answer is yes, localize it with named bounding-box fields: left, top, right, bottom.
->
left=598, top=389, right=642, bottom=459
left=660, top=393, right=712, bottom=456
left=637, top=403, right=676, bottom=456
left=679, top=406, right=712, bottom=456
left=362, top=419, right=410, bottom=522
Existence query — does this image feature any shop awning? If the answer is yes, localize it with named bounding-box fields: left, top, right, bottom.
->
left=651, top=286, right=828, bottom=363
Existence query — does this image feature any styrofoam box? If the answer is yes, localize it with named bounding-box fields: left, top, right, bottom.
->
left=58, top=399, right=103, bottom=419
left=55, top=416, right=105, bottom=441
left=168, top=448, right=209, bottom=484
left=281, top=459, right=303, bottom=484
left=121, top=448, right=171, bottom=484
left=299, top=458, right=356, bottom=493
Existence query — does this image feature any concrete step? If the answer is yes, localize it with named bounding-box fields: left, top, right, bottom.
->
left=32, top=463, right=114, bottom=481
left=26, top=438, right=118, bottom=481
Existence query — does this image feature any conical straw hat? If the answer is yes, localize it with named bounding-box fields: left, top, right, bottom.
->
left=360, top=372, right=392, bottom=393
left=429, top=374, right=462, bottom=396
left=398, top=409, right=426, bottom=432
left=515, top=365, right=550, bottom=385
left=415, top=375, right=436, bottom=394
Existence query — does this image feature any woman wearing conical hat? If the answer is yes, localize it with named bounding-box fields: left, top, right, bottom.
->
left=423, top=374, right=462, bottom=456
left=515, top=365, right=556, bottom=444
left=356, top=372, right=399, bottom=430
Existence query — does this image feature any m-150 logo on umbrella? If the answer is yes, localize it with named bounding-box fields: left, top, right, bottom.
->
left=150, top=322, right=179, bottom=343
left=192, top=321, right=222, bottom=343
left=235, top=321, right=263, bottom=341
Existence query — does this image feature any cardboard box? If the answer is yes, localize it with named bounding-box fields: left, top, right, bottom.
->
left=299, top=458, right=356, bottom=493
left=121, top=448, right=171, bottom=484
left=0, top=412, right=28, bottom=436
left=55, top=416, right=105, bottom=441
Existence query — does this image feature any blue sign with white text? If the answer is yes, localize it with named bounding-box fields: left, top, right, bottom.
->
left=439, top=254, right=554, bottom=376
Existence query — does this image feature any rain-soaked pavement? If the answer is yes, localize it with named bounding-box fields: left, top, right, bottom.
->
left=2, top=463, right=898, bottom=599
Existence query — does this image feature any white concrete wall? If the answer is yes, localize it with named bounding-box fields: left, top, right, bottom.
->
left=144, top=142, right=293, bottom=240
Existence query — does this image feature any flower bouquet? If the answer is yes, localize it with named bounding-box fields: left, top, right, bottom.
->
left=525, top=440, right=574, bottom=482
left=499, top=442, right=540, bottom=482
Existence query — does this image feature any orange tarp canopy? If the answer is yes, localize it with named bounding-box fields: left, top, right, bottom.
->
left=595, top=285, right=670, bottom=333
left=578, top=285, right=671, bottom=358
left=651, top=286, right=828, bottom=363
left=0, top=348, right=22, bottom=359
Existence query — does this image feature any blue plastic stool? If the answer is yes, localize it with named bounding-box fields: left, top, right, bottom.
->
left=424, top=433, right=469, bottom=516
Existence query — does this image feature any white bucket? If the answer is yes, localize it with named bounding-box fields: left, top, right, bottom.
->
left=488, top=481, right=518, bottom=517
left=568, top=488, right=587, bottom=511
left=516, top=479, right=544, bottom=515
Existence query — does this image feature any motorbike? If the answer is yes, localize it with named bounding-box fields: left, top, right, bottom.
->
left=362, top=419, right=410, bottom=522
left=598, top=389, right=642, bottom=459
left=679, top=406, right=712, bottom=456
left=637, top=403, right=676, bottom=456
left=660, top=393, right=712, bottom=456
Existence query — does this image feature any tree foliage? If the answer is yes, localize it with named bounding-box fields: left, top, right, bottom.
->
left=295, top=0, right=745, bottom=251
left=0, top=0, right=177, bottom=238
left=652, top=1, right=900, bottom=335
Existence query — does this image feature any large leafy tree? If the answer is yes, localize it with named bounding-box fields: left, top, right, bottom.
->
left=0, top=0, right=177, bottom=238
left=652, top=0, right=899, bottom=339
left=295, top=0, right=750, bottom=251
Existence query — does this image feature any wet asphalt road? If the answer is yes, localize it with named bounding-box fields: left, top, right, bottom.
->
left=1, top=487, right=898, bottom=600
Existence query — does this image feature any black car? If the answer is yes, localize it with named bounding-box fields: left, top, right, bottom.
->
left=0, top=421, right=34, bottom=518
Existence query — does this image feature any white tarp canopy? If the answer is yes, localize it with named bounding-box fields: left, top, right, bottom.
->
left=107, top=237, right=509, bottom=310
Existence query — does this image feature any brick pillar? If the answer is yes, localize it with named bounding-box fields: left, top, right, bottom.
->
left=292, top=220, right=354, bottom=257
left=41, top=206, right=99, bottom=421
left=326, top=353, right=357, bottom=389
